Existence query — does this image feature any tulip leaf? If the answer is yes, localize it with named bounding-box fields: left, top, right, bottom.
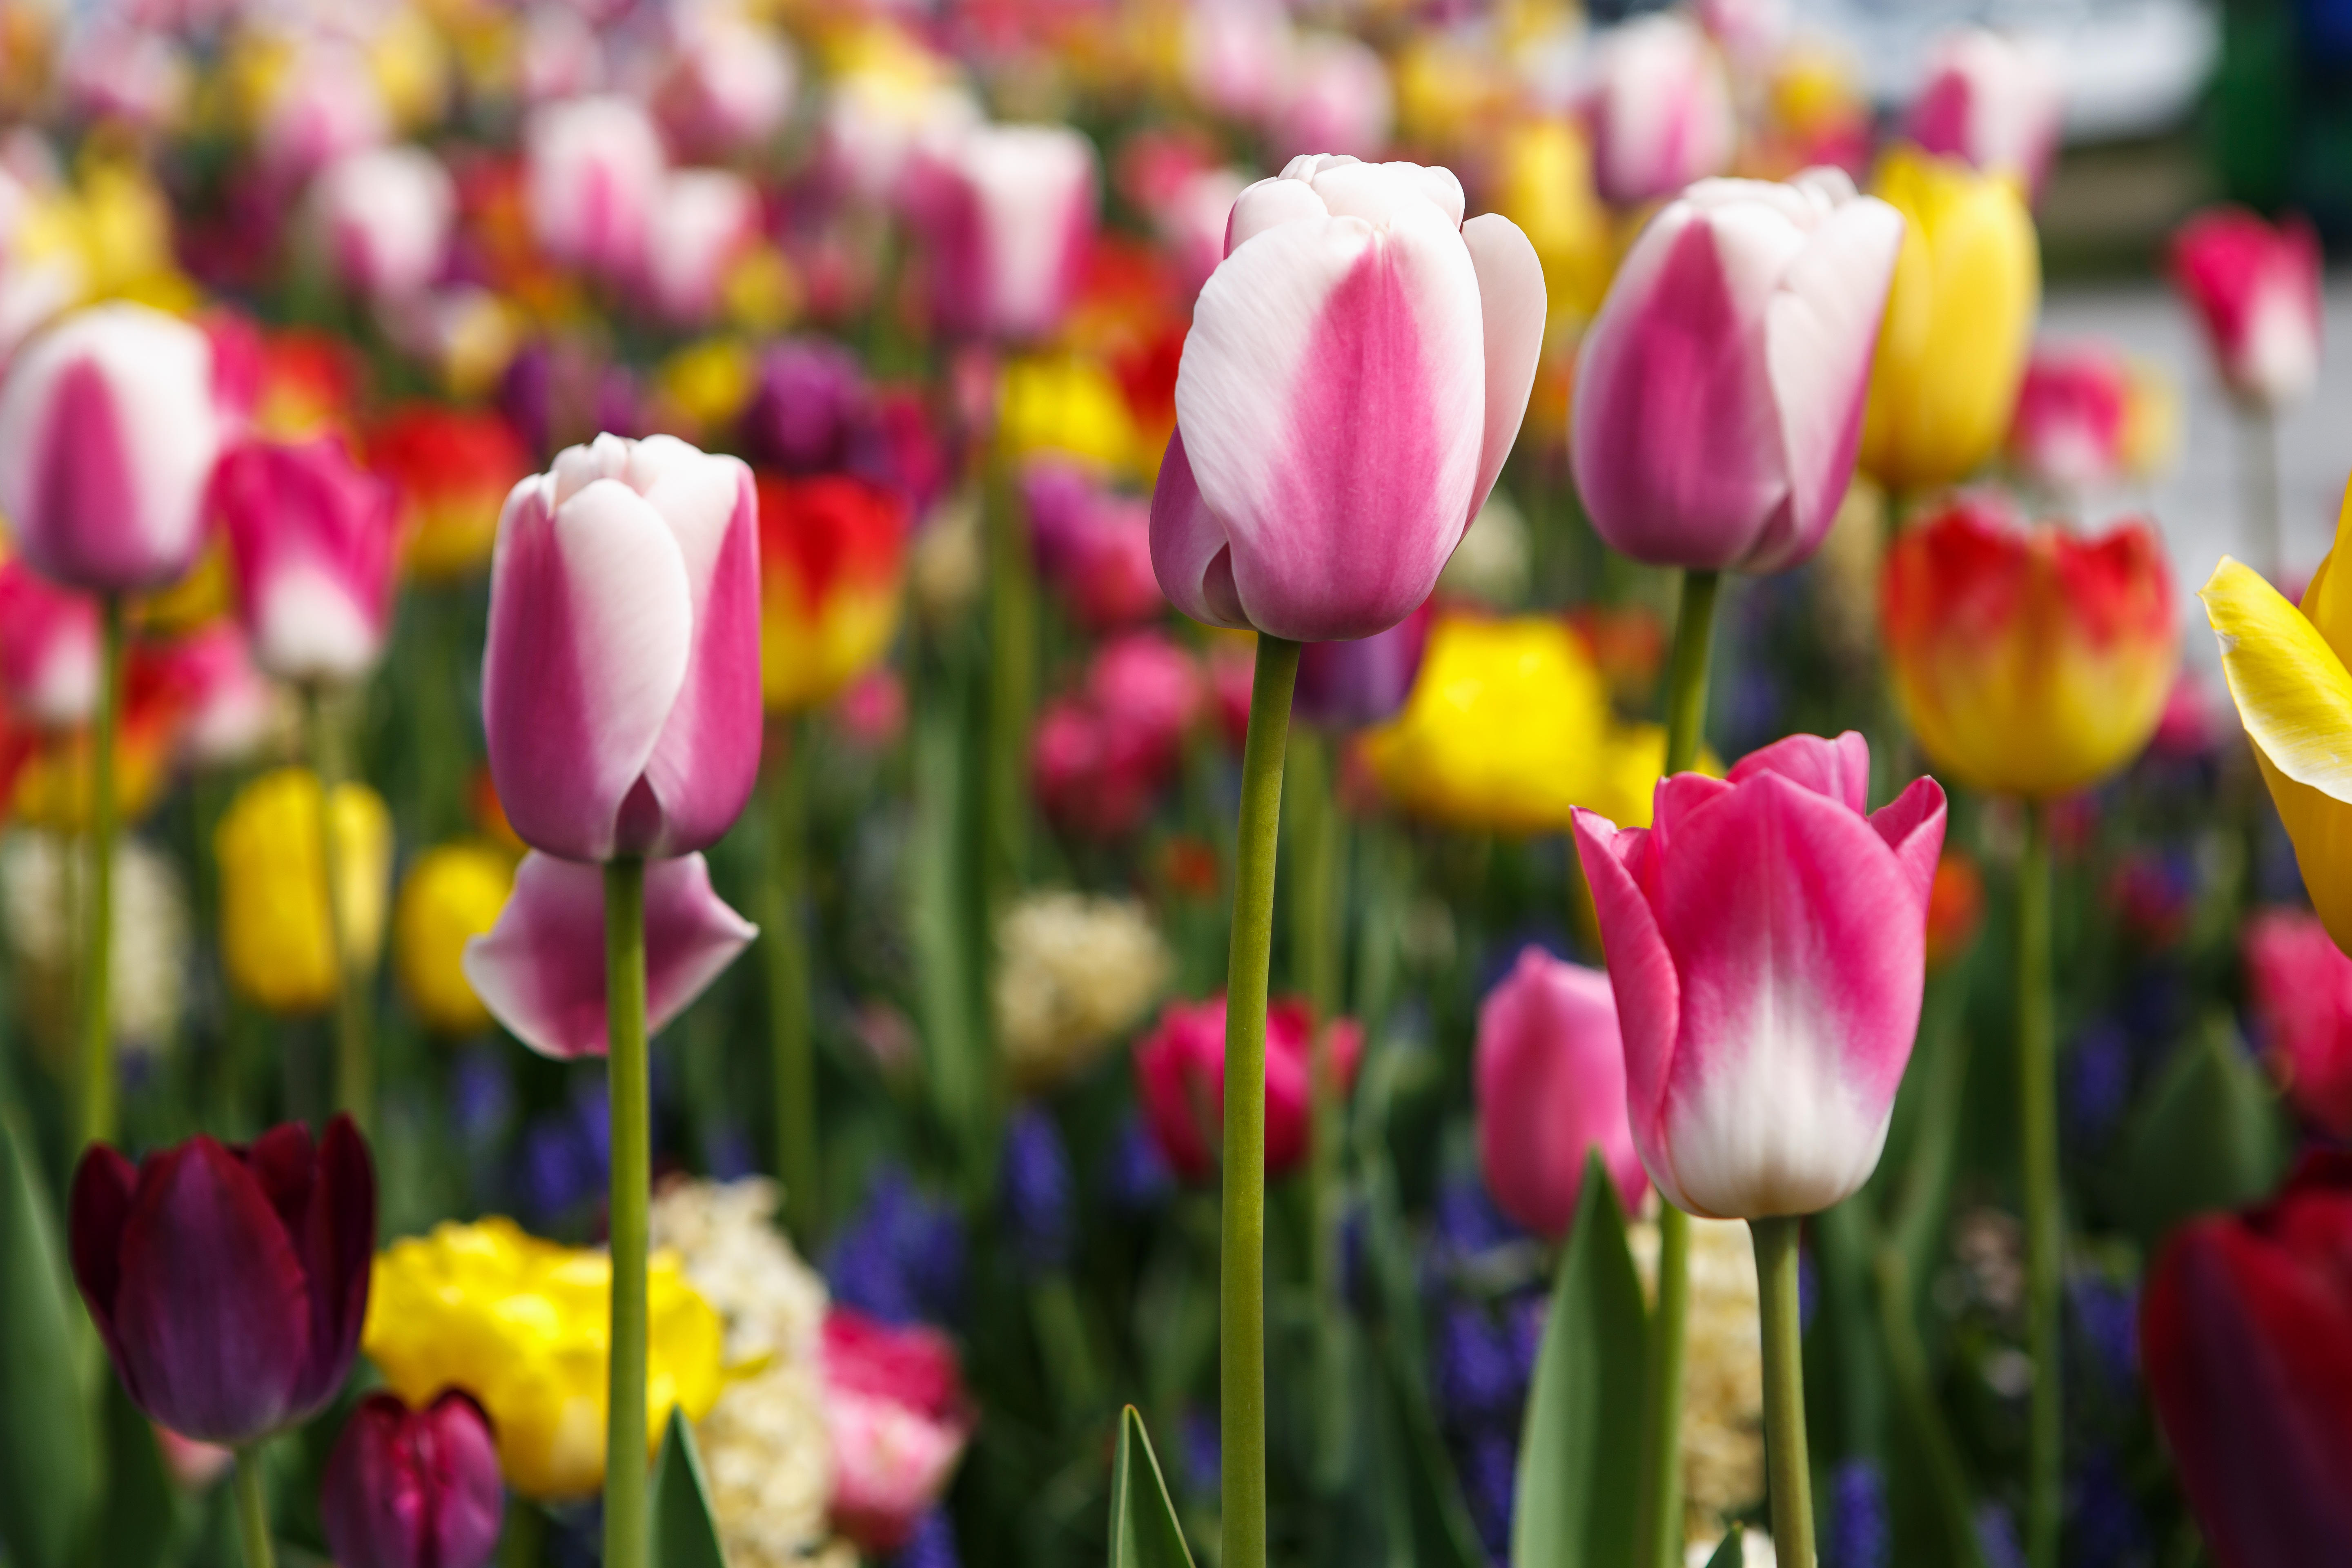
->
left=88, top=1377, right=175, bottom=1568
left=1109, top=1405, right=1194, bottom=1568
left=1703, top=1525, right=1746, bottom=1567
left=0, top=1108, right=94, bottom=1568
left=648, top=1405, right=727, bottom=1568
left=2114, top=1015, right=2288, bottom=1250
left=1510, top=1151, right=1649, bottom=1568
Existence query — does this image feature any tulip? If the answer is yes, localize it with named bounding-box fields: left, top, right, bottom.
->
left=1292, top=599, right=1430, bottom=730
left=754, top=471, right=907, bottom=714
left=1572, top=731, right=1947, bottom=1218
left=1022, top=461, right=1163, bottom=631
left=1157, top=165, right=1252, bottom=298
left=2241, top=908, right=2352, bottom=1137
left=254, top=39, right=389, bottom=181
left=1492, top=117, right=1615, bottom=332
left=321, top=1391, right=504, bottom=1568
left=1268, top=33, right=1393, bottom=163
left=1570, top=169, right=1903, bottom=572
left=2170, top=206, right=2323, bottom=414
left=524, top=96, right=666, bottom=282
left=309, top=144, right=454, bottom=303
left=644, top=169, right=761, bottom=327
left=394, top=843, right=516, bottom=1037
left=654, top=9, right=797, bottom=159
left=155, top=625, right=278, bottom=769
left=214, top=437, right=402, bottom=687
left=2141, top=1153, right=2352, bottom=1565
left=1134, top=995, right=1363, bottom=1183
left=365, top=403, right=532, bottom=581
left=69, top=1115, right=375, bottom=1445
left=216, top=766, right=393, bottom=1017
left=1475, top=946, right=1647, bottom=1238
left=904, top=122, right=1098, bottom=342
left=0, top=555, right=99, bottom=727
left=1882, top=497, right=2177, bottom=798
left=1904, top=29, right=2062, bottom=197
left=1582, top=13, right=1737, bottom=207
left=1181, top=0, right=1291, bottom=124
left=481, top=432, right=762, bottom=864
left=741, top=339, right=871, bottom=475
left=1150, top=155, right=1543, bottom=642
left=2007, top=343, right=2142, bottom=498
left=0, top=302, right=226, bottom=595
left=821, top=1307, right=975, bottom=1553
left=1859, top=146, right=2040, bottom=491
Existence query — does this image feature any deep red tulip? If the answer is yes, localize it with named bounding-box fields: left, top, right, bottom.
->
left=1134, top=995, right=1363, bottom=1183
left=321, top=1391, right=504, bottom=1568
left=70, top=1116, right=374, bottom=1446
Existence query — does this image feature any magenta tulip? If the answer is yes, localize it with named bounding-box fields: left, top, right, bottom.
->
left=0, top=556, right=99, bottom=726
left=525, top=96, right=667, bottom=282
left=481, top=432, right=762, bottom=863
left=1905, top=28, right=2062, bottom=197
left=2242, top=908, right=2352, bottom=1139
left=1572, top=169, right=1902, bottom=573
left=653, top=8, right=797, bottom=159
left=215, top=437, right=401, bottom=686
left=462, top=850, right=757, bottom=1059
left=1572, top=732, right=1946, bottom=1218
left=1583, top=13, right=1737, bottom=207
left=904, top=123, right=1098, bottom=342
left=0, top=302, right=227, bottom=595
left=1134, top=996, right=1363, bottom=1183
left=69, top=1116, right=374, bottom=1446
left=821, top=1308, right=975, bottom=1553
left=2170, top=206, right=2323, bottom=414
left=309, top=145, right=455, bottom=303
left=321, top=1391, right=505, bottom=1568
left=1475, top=946, right=1648, bottom=1237
left=1150, top=155, right=1544, bottom=642
left=156, top=625, right=278, bottom=769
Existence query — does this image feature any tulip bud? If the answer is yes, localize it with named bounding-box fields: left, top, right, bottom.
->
left=309, top=144, right=454, bottom=303
left=525, top=96, right=666, bottom=282
left=0, top=555, right=99, bottom=727
left=1904, top=29, right=2062, bottom=197
left=0, top=303, right=227, bottom=595
left=216, top=767, right=393, bottom=1016
left=214, top=437, right=401, bottom=686
left=1023, top=462, right=1163, bottom=631
left=645, top=169, right=761, bottom=326
left=1572, top=168, right=1901, bottom=573
left=756, top=472, right=908, bottom=714
left=742, top=339, right=872, bottom=474
left=321, top=1392, right=504, bottom=1568
left=822, top=1307, right=976, bottom=1554
left=1583, top=13, right=1737, bottom=207
left=2006, top=343, right=2135, bottom=498
left=366, top=403, right=532, bottom=582
left=2169, top=205, right=2323, bottom=414
left=1134, top=995, right=1361, bottom=1183
left=904, top=122, right=1098, bottom=341
left=1151, top=154, right=1543, bottom=642
left=395, top=843, right=516, bottom=1037
left=1573, top=733, right=1947, bottom=1218
left=256, top=40, right=389, bottom=181
left=154, top=625, right=279, bottom=769
left=1475, top=947, right=1647, bottom=1238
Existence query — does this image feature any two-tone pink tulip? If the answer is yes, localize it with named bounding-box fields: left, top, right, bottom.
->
left=525, top=96, right=667, bottom=283
left=644, top=170, right=762, bottom=326
left=1583, top=13, right=1737, bottom=207
left=0, top=555, right=99, bottom=727
left=1150, top=154, right=1544, bottom=641
left=1571, top=169, right=1903, bottom=573
left=308, top=145, right=455, bottom=303
left=1572, top=732, right=1947, bottom=1218
left=2170, top=205, right=2323, bottom=414
left=214, top=437, right=401, bottom=686
left=653, top=9, right=797, bottom=160
left=1475, top=945, right=1648, bottom=1237
left=904, top=123, right=1098, bottom=342
left=1905, top=28, right=2063, bottom=198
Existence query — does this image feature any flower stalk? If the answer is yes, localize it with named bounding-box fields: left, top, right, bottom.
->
left=2018, top=800, right=2060, bottom=1568
left=233, top=1446, right=276, bottom=1568
left=79, top=595, right=124, bottom=1149
left=604, top=855, right=652, bottom=1568
left=306, top=685, right=373, bottom=1136
left=1753, top=1216, right=1816, bottom=1568
left=763, top=720, right=819, bottom=1243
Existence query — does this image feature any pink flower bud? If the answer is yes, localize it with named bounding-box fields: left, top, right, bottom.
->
left=320, top=1392, right=504, bottom=1568
left=215, top=437, right=401, bottom=686
left=1583, top=14, right=1737, bottom=207
left=1134, top=995, right=1363, bottom=1183
left=2170, top=205, right=2323, bottom=413
left=2244, top=907, right=2352, bottom=1138
left=821, top=1308, right=974, bottom=1554
left=1475, top=947, right=1648, bottom=1237
left=904, top=123, right=1098, bottom=342
left=2006, top=342, right=2132, bottom=495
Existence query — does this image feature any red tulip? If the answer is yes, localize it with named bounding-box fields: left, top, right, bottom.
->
left=1134, top=995, right=1362, bottom=1183
left=321, top=1391, right=504, bottom=1568
left=70, top=1116, right=375, bottom=1446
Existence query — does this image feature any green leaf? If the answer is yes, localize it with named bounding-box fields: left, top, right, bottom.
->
left=1109, top=1406, right=1194, bottom=1568
left=88, top=1376, right=176, bottom=1568
left=1510, top=1151, right=1650, bottom=1568
left=0, top=1108, right=94, bottom=1568
left=2114, top=1015, right=2289, bottom=1250
left=1702, top=1524, right=1745, bottom=1568
left=647, top=1406, right=727, bottom=1568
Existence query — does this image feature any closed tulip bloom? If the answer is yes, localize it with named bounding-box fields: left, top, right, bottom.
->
left=1023, top=463, right=1163, bottom=630
left=2170, top=206, right=2323, bottom=414
left=525, top=96, right=666, bottom=281
left=394, top=843, right=516, bottom=1037
left=2142, top=1153, right=2352, bottom=1566
left=216, top=767, right=394, bottom=1016
left=321, top=1391, right=505, bottom=1568
left=69, top=1116, right=375, bottom=1446
left=1573, top=732, right=1947, bottom=1218
left=655, top=9, right=797, bottom=159
left=215, top=437, right=401, bottom=686
left=1883, top=497, right=2177, bottom=798
left=645, top=169, right=761, bottom=326
left=156, top=625, right=278, bottom=769
left=1151, top=155, right=1543, bottom=642
left=310, top=144, right=454, bottom=302
left=1859, top=146, right=2040, bottom=490
left=756, top=472, right=907, bottom=713
left=1476, top=946, right=1648, bottom=1238
left=821, top=1307, right=975, bottom=1553
left=1269, top=33, right=1394, bottom=164
left=0, top=555, right=99, bottom=726
left=2243, top=908, right=2352, bottom=1137
left=1134, top=996, right=1363, bottom=1183
left=904, top=123, right=1097, bottom=342
left=1571, top=169, right=1902, bottom=572
left=366, top=403, right=532, bottom=582
left=742, top=339, right=871, bottom=474
left=1583, top=13, right=1737, bottom=207
left=0, top=302, right=226, bottom=594
left=1293, top=599, right=1430, bottom=730
left=1904, top=29, right=2062, bottom=197
left=2006, top=343, right=2132, bottom=496
left=482, top=432, right=762, bottom=863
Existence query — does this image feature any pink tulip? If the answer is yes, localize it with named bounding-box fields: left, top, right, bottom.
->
left=1157, top=165, right=1252, bottom=299
left=1572, top=731, right=1947, bottom=1219
left=1135, top=995, right=1363, bottom=1183
left=1571, top=169, right=1902, bottom=573
left=644, top=169, right=761, bottom=326
left=154, top=626, right=278, bottom=768
left=461, top=850, right=756, bottom=1059
left=1584, top=14, right=1738, bottom=207
left=1181, top=0, right=1291, bottom=124
left=214, top=437, right=401, bottom=686
left=525, top=96, right=667, bottom=282
left=2007, top=343, right=2132, bottom=496
left=1905, top=29, right=2062, bottom=198
left=0, top=303, right=227, bottom=595
left=0, top=556, right=99, bottom=726
left=1150, top=155, right=1543, bottom=642
left=1475, top=947, right=1648, bottom=1237
left=256, top=41, right=388, bottom=181
left=481, top=433, right=762, bottom=863
left=2170, top=206, right=2323, bottom=412
left=820, top=1307, right=974, bottom=1554
left=309, top=145, right=455, bottom=302
left=2243, top=908, right=2352, bottom=1139
left=655, top=10, right=797, bottom=159
left=1268, top=33, right=1393, bottom=164
left=1086, top=630, right=1204, bottom=756
left=904, top=123, right=1098, bottom=341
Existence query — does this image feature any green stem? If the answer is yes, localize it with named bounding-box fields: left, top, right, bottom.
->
left=232, top=1446, right=275, bottom=1568
left=1662, top=569, right=1720, bottom=776
left=983, top=454, right=1034, bottom=912
left=762, top=722, right=818, bottom=1245
left=500, top=1496, right=546, bottom=1568
left=78, top=597, right=123, bottom=1150
left=604, top=857, right=651, bottom=1568
left=1286, top=728, right=1351, bottom=1493
left=307, top=687, right=373, bottom=1136
left=1221, top=633, right=1300, bottom=1568
left=2018, top=801, right=2060, bottom=1568
left=1752, top=1217, right=1815, bottom=1568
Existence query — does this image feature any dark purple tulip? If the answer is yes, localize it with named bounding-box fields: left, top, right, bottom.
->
left=70, top=1116, right=374, bottom=1446
left=321, top=1392, right=505, bottom=1568
left=742, top=337, right=871, bottom=474
left=1293, top=599, right=1433, bottom=730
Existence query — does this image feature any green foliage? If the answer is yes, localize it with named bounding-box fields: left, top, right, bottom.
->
left=1109, top=1406, right=1194, bottom=1568
left=2113, top=1014, right=2289, bottom=1250
left=0, top=1108, right=93, bottom=1568
left=648, top=1406, right=728, bottom=1568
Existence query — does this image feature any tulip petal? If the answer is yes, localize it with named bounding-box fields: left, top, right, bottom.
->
left=1868, top=776, right=1950, bottom=907
left=1460, top=212, right=1546, bottom=526
left=1147, top=430, right=1251, bottom=630
left=2252, top=748, right=2352, bottom=959
left=287, top=1115, right=376, bottom=1419
left=1570, top=807, right=1688, bottom=1207
left=68, top=1145, right=140, bottom=1396
left=1224, top=174, right=1326, bottom=256
left=1728, top=730, right=1872, bottom=813
left=2204, top=556, right=2352, bottom=806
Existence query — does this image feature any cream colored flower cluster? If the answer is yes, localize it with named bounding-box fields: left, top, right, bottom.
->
left=993, top=889, right=1171, bottom=1089
left=1, top=829, right=187, bottom=1056
left=1629, top=1212, right=1764, bottom=1542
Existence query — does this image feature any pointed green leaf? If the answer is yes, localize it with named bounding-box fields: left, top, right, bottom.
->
left=648, top=1406, right=727, bottom=1568
left=1703, top=1524, right=1745, bottom=1568
left=1510, top=1151, right=1650, bottom=1568
left=1109, top=1406, right=1194, bottom=1568
left=0, top=1109, right=94, bottom=1568
left=2115, top=1015, right=2288, bottom=1250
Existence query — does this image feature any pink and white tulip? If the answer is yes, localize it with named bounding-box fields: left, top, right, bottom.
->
left=0, top=303, right=227, bottom=595
left=310, top=145, right=455, bottom=303
left=904, top=123, right=1098, bottom=342
left=2170, top=205, right=2324, bottom=414
left=1268, top=33, right=1393, bottom=164
left=1583, top=13, right=1737, bottom=207
left=525, top=96, right=667, bottom=283
left=1571, top=169, right=1902, bottom=573
left=0, top=556, right=98, bottom=726
left=1475, top=946, right=1648, bottom=1238
left=256, top=41, right=390, bottom=182
left=461, top=851, right=755, bottom=1059
left=655, top=8, right=797, bottom=158
left=155, top=626, right=278, bottom=768
left=820, top=1308, right=973, bottom=1554
left=644, top=169, right=761, bottom=326
left=1905, top=28, right=2063, bottom=198
left=2007, top=342, right=2132, bottom=496
left=1150, top=155, right=1543, bottom=642
left=481, top=432, right=762, bottom=863
left=1156, top=165, right=1251, bottom=299
left=214, top=437, right=401, bottom=686
left=1572, top=732, right=1947, bottom=1219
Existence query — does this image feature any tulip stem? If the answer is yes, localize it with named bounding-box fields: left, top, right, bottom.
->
left=1222, top=632, right=1300, bottom=1568
left=1752, top=1217, right=1815, bottom=1568
left=2238, top=404, right=2282, bottom=583
left=763, top=719, right=819, bottom=1245
left=2018, top=801, right=2060, bottom=1568
left=1286, top=727, right=1350, bottom=1493
left=605, top=855, right=651, bottom=1568
left=79, top=595, right=123, bottom=1149
left=1662, top=569, right=1720, bottom=775
left=231, top=1446, right=276, bottom=1568
left=307, top=686, right=373, bottom=1137
left=984, top=452, right=1034, bottom=909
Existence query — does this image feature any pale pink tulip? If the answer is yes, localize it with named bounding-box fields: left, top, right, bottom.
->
left=1906, top=28, right=2062, bottom=198
left=1151, top=155, right=1543, bottom=642
left=525, top=96, right=667, bottom=282
left=820, top=1308, right=973, bottom=1554
left=256, top=41, right=390, bottom=181
left=2170, top=206, right=2323, bottom=413
left=820, top=76, right=981, bottom=206
left=644, top=169, right=760, bottom=326
left=1572, top=732, right=1947, bottom=1219
left=904, top=123, right=1097, bottom=341
left=1475, top=947, right=1648, bottom=1236
left=0, top=303, right=226, bottom=594
left=481, top=433, right=762, bottom=862
left=1269, top=33, right=1392, bottom=163
left=1183, top=0, right=1291, bottom=124
left=655, top=9, right=797, bottom=158
left=310, top=145, right=455, bottom=302
left=214, top=437, right=401, bottom=686
left=1571, top=169, right=1901, bottom=572
left=1584, top=13, right=1737, bottom=207
left=1158, top=165, right=1251, bottom=298
left=461, top=851, right=755, bottom=1058
left=0, top=556, right=98, bottom=726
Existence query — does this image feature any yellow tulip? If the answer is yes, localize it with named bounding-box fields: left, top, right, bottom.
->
left=2204, top=479, right=2352, bottom=953
left=215, top=767, right=392, bottom=1016
left=394, top=843, right=515, bottom=1036
left=1859, top=145, right=2040, bottom=492
left=655, top=337, right=759, bottom=436
left=996, top=354, right=1142, bottom=476
left=364, top=1218, right=727, bottom=1501
left=1493, top=118, right=1617, bottom=332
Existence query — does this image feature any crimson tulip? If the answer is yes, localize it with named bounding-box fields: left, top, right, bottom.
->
left=321, top=1391, right=504, bottom=1568
left=1135, top=995, right=1363, bottom=1183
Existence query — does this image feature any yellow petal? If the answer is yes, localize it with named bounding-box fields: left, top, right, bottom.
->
left=2298, top=475, right=2352, bottom=662
left=2203, top=557, right=2352, bottom=804
left=2255, top=748, right=2352, bottom=958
